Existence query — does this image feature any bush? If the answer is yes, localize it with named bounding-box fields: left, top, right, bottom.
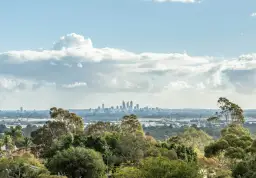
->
left=47, top=147, right=106, bottom=178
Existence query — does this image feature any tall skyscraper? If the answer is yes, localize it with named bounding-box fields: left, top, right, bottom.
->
left=136, top=104, right=139, bottom=110
left=130, top=101, right=133, bottom=110
left=102, top=103, right=105, bottom=110
left=126, top=102, right=129, bottom=109
left=122, top=101, right=126, bottom=109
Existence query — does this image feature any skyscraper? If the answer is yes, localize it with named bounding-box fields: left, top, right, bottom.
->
left=122, top=101, right=126, bottom=109
left=126, top=102, right=129, bottom=109
left=136, top=104, right=139, bottom=110
left=102, top=103, right=105, bottom=110
left=130, top=101, right=133, bottom=110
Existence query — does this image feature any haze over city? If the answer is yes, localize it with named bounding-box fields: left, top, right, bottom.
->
left=0, top=0, right=256, bottom=110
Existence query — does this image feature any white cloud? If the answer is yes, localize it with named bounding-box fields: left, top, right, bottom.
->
left=153, top=0, right=201, bottom=3
left=0, top=33, right=255, bottom=109
left=251, top=13, right=256, bottom=17
left=165, top=81, right=192, bottom=90
left=62, top=82, right=87, bottom=88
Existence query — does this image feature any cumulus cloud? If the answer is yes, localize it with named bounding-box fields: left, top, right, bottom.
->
left=153, top=0, right=201, bottom=3
left=0, top=33, right=255, bottom=109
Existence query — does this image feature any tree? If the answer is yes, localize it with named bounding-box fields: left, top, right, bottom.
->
left=168, top=127, right=213, bottom=153
left=208, top=97, right=245, bottom=124
left=31, top=121, right=68, bottom=157
left=116, top=132, right=147, bottom=164
left=47, top=147, right=106, bottom=178
left=0, top=153, right=49, bottom=178
left=23, top=137, right=32, bottom=151
left=139, top=157, right=201, bottom=178
left=85, top=121, right=120, bottom=136
left=5, top=125, right=24, bottom=148
left=31, top=107, right=84, bottom=157
left=205, top=124, right=252, bottom=162
left=31, top=121, right=67, bottom=147
left=120, top=115, right=143, bottom=135
left=3, top=135, right=15, bottom=153
left=5, top=125, right=23, bottom=141
left=50, top=107, right=84, bottom=134
left=161, top=140, right=198, bottom=163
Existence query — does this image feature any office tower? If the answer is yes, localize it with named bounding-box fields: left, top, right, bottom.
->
left=102, top=103, right=105, bottom=110
left=122, top=101, right=126, bottom=109
left=126, top=102, right=129, bottom=109
left=130, top=101, right=133, bottom=110
left=136, top=104, right=139, bottom=110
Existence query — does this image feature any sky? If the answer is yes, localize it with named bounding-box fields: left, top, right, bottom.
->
left=0, top=0, right=256, bottom=110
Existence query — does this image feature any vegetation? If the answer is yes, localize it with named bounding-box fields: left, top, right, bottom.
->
left=0, top=97, right=255, bottom=177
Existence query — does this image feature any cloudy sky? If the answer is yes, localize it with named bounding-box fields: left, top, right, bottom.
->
left=0, top=0, right=256, bottom=110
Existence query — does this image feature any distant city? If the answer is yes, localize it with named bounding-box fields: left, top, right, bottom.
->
left=93, top=100, right=161, bottom=114
left=1, top=100, right=256, bottom=119
left=0, top=101, right=256, bottom=130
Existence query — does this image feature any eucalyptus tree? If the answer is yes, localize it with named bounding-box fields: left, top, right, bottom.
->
left=207, top=97, right=244, bottom=124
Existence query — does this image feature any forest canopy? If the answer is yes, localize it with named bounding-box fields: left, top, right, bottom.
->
left=0, top=97, right=254, bottom=178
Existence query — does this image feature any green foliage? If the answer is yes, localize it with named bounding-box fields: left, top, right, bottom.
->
left=31, top=108, right=84, bottom=157
left=159, top=148, right=178, bottom=160
left=85, top=121, right=120, bottom=136
left=50, top=107, right=84, bottom=134
left=205, top=124, right=253, bottom=160
left=4, top=125, right=24, bottom=148
left=139, top=157, right=201, bottom=178
left=204, top=139, right=229, bottom=157
left=47, top=147, right=106, bottom=178
left=0, top=153, right=49, bottom=178
left=232, top=156, right=256, bottom=178
left=116, top=132, right=147, bottom=164
left=121, top=114, right=143, bottom=135
left=113, top=167, right=142, bottom=178
left=168, top=127, right=213, bottom=153
left=160, top=140, right=198, bottom=163
left=31, top=121, right=68, bottom=147
left=38, top=175, right=67, bottom=178
left=2, top=135, right=15, bottom=152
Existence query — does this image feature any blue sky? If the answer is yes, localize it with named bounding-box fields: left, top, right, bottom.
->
left=1, top=0, right=255, bottom=56
left=0, top=0, right=256, bottom=109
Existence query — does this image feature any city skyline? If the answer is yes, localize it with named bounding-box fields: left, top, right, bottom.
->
left=0, top=1, right=256, bottom=109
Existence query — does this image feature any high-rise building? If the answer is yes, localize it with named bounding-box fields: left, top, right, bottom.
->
left=122, top=101, right=126, bottom=109
left=102, top=103, right=105, bottom=110
left=136, top=104, right=139, bottom=110
left=20, top=107, right=23, bottom=112
left=130, top=101, right=133, bottom=110
left=126, top=102, right=129, bottom=109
